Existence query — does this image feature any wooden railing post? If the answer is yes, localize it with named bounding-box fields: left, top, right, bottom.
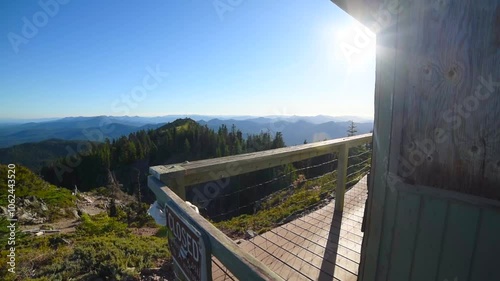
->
left=171, top=176, right=186, bottom=200
left=160, top=178, right=186, bottom=200
left=153, top=165, right=187, bottom=200
left=335, top=143, right=349, bottom=212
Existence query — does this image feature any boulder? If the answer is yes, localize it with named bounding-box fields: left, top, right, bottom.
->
left=72, top=209, right=80, bottom=219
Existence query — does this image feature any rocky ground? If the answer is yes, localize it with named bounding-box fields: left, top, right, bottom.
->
left=18, top=192, right=115, bottom=233
left=11, top=192, right=175, bottom=281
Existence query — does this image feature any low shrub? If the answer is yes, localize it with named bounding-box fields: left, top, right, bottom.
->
left=0, top=214, right=170, bottom=281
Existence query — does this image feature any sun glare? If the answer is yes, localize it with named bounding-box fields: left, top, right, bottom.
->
left=333, top=20, right=375, bottom=72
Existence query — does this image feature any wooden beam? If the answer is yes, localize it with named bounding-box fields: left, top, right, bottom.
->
left=148, top=176, right=284, bottom=281
left=150, top=133, right=372, bottom=188
left=394, top=179, right=500, bottom=211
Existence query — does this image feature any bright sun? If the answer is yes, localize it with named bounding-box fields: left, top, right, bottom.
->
left=334, top=20, right=375, bottom=71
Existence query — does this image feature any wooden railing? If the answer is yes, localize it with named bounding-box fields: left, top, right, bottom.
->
left=148, top=133, right=372, bottom=280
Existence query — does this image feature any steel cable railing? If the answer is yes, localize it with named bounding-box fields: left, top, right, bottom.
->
left=148, top=134, right=373, bottom=280
left=200, top=146, right=371, bottom=280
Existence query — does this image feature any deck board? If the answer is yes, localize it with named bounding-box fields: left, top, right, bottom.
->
left=212, top=176, right=368, bottom=280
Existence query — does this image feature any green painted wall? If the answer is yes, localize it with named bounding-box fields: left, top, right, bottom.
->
left=361, top=184, right=500, bottom=281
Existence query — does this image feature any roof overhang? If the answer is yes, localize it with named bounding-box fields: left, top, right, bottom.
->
left=330, top=0, right=388, bottom=33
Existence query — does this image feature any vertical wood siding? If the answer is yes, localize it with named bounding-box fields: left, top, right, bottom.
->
left=392, top=0, right=500, bottom=198
left=366, top=184, right=500, bottom=281
left=356, top=0, right=500, bottom=279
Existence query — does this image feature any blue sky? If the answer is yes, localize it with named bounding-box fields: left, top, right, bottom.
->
left=0, top=0, right=375, bottom=120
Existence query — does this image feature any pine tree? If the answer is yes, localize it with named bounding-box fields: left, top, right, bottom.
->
left=272, top=132, right=285, bottom=148
left=135, top=168, right=142, bottom=203
left=347, top=120, right=358, bottom=137
left=109, top=198, right=117, bottom=217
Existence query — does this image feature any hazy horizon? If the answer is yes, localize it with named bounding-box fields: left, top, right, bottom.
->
left=0, top=113, right=374, bottom=124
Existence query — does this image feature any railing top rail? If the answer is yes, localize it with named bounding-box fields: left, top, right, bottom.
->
left=150, top=133, right=372, bottom=187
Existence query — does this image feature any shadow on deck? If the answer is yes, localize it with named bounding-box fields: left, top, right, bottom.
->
left=212, top=176, right=368, bottom=281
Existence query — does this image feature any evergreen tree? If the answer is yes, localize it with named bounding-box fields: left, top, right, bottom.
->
left=272, top=132, right=285, bottom=149
left=346, top=120, right=370, bottom=183
left=109, top=198, right=117, bottom=217
left=347, top=120, right=358, bottom=137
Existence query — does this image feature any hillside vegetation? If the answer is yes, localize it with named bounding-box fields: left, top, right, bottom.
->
left=0, top=139, right=99, bottom=173
left=0, top=164, right=171, bottom=280
left=0, top=214, right=171, bottom=281
left=0, top=164, right=76, bottom=223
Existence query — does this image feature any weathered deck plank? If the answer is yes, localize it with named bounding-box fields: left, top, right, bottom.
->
left=213, top=176, right=368, bottom=280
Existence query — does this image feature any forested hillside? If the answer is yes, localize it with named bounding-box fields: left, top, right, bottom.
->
left=38, top=118, right=286, bottom=197
left=0, top=139, right=97, bottom=173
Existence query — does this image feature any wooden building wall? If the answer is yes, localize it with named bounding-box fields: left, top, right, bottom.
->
left=330, top=0, right=500, bottom=280
left=361, top=180, right=500, bottom=281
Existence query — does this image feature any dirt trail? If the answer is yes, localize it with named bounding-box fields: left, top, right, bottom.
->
left=21, top=193, right=109, bottom=234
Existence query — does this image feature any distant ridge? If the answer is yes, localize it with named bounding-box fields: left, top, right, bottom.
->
left=198, top=119, right=372, bottom=145
left=0, top=114, right=373, bottom=125
left=0, top=115, right=373, bottom=148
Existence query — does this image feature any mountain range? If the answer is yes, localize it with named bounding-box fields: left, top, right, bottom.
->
left=0, top=115, right=373, bottom=148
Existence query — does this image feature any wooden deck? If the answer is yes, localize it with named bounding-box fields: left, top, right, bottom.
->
left=212, top=176, right=368, bottom=280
